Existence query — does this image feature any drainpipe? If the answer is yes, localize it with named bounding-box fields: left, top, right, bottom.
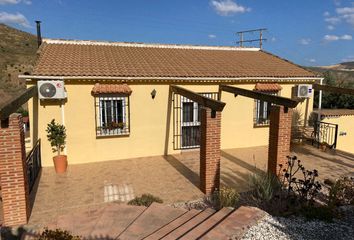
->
left=317, top=78, right=324, bottom=122
left=60, top=100, right=67, bottom=155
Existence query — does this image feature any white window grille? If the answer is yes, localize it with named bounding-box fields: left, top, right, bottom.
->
left=95, top=95, right=130, bottom=136
left=254, top=91, right=278, bottom=126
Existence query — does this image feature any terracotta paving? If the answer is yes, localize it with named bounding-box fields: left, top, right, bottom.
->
left=28, top=155, right=204, bottom=229
left=18, top=203, right=266, bottom=240
left=175, top=144, right=354, bottom=192
left=26, top=144, right=354, bottom=229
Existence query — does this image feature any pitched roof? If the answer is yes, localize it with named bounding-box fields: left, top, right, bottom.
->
left=32, top=39, right=317, bottom=79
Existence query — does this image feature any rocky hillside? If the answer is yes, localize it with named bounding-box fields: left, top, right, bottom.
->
left=0, top=24, right=37, bottom=107
left=307, top=63, right=354, bottom=84
left=318, top=62, right=354, bottom=71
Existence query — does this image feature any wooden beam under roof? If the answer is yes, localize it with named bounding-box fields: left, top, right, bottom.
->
left=170, top=85, right=226, bottom=112
left=313, top=83, right=354, bottom=96
left=219, top=85, right=299, bottom=109
left=0, top=86, right=37, bottom=120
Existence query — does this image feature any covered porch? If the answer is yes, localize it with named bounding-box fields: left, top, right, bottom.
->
left=27, top=144, right=354, bottom=228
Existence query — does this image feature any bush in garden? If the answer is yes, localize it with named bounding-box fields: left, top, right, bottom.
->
left=211, top=186, right=239, bottom=210
left=278, top=156, right=322, bottom=205
left=328, top=176, right=354, bottom=207
left=248, top=155, right=329, bottom=219
left=128, top=193, right=163, bottom=207
left=37, top=228, right=81, bottom=240
left=249, top=171, right=281, bottom=203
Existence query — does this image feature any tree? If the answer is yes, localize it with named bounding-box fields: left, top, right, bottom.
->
left=314, top=71, right=354, bottom=109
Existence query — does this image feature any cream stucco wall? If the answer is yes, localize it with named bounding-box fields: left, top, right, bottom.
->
left=28, top=81, right=313, bottom=167
left=322, top=115, right=354, bottom=154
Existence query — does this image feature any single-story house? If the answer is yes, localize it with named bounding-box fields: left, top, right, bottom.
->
left=25, top=39, right=320, bottom=166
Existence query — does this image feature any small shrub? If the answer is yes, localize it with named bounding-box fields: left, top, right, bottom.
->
left=291, top=109, right=304, bottom=142
left=308, top=112, right=318, bottom=127
left=128, top=194, right=163, bottom=207
left=249, top=171, right=281, bottom=202
left=328, top=177, right=354, bottom=207
left=211, top=186, right=239, bottom=209
left=38, top=228, right=81, bottom=240
left=16, top=107, right=29, bottom=117
left=46, top=119, right=66, bottom=155
left=279, top=156, right=322, bottom=205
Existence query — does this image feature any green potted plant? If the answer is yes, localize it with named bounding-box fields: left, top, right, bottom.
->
left=46, top=119, right=67, bottom=173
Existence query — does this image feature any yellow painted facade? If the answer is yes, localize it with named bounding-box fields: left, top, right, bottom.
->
left=28, top=81, right=313, bottom=167
left=321, top=115, right=354, bottom=154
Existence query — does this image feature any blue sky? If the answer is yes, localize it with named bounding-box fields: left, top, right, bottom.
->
left=1, top=0, right=354, bottom=66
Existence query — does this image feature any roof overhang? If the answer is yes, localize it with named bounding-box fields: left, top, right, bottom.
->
left=20, top=75, right=323, bottom=83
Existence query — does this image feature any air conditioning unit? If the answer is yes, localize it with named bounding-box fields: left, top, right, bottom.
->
left=296, top=84, right=312, bottom=98
left=38, top=80, right=67, bottom=100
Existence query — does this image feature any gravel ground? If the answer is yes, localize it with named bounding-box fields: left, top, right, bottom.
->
left=241, top=206, right=354, bottom=240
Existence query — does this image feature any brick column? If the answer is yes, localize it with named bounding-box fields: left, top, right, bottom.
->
left=0, top=113, right=30, bottom=226
left=268, top=106, right=293, bottom=175
left=200, top=108, right=221, bottom=195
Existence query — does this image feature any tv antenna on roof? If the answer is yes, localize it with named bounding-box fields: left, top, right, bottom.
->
left=236, top=28, right=267, bottom=49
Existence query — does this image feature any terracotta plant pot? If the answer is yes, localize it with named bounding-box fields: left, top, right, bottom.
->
left=53, top=155, right=68, bottom=173
left=320, top=144, right=327, bottom=152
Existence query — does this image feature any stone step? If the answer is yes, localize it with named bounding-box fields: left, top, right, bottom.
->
left=54, top=206, right=107, bottom=237
left=144, top=209, right=201, bottom=240
left=162, top=208, right=216, bottom=240
left=90, top=204, right=146, bottom=239
left=200, top=206, right=266, bottom=240
left=117, top=203, right=187, bottom=240
left=179, top=207, right=233, bottom=240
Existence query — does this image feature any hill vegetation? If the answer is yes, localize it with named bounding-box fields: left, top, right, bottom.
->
left=308, top=66, right=354, bottom=109
left=0, top=23, right=37, bottom=107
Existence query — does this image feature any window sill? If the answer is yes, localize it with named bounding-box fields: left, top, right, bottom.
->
left=253, top=124, right=270, bottom=128
left=96, top=133, right=130, bottom=138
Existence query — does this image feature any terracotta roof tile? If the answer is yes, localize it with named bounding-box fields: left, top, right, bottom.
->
left=255, top=83, right=282, bottom=92
left=32, top=40, right=317, bottom=79
left=92, top=83, right=132, bottom=95
left=314, top=109, right=354, bottom=117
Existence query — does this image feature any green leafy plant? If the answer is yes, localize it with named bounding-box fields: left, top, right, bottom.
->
left=328, top=177, right=354, bottom=207
left=37, top=228, right=81, bottom=240
left=46, top=119, right=66, bottom=155
left=211, top=186, right=239, bottom=210
left=308, top=111, right=318, bottom=127
left=16, top=107, right=29, bottom=117
left=249, top=171, right=281, bottom=202
left=128, top=194, right=163, bottom=207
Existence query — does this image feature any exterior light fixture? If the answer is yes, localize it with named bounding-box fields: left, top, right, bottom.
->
left=151, top=89, right=157, bottom=99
